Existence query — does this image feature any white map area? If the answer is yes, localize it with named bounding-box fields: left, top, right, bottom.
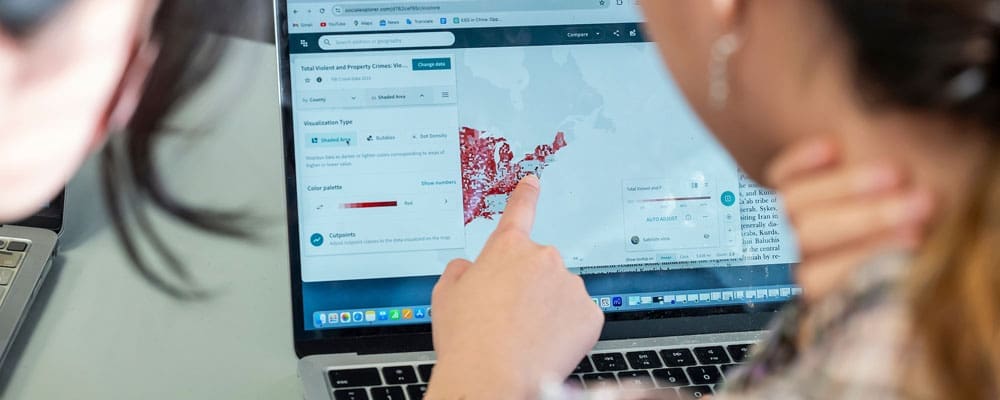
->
left=451, top=43, right=794, bottom=270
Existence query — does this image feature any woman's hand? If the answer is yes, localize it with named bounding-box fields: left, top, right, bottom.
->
left=765, top=138, right=935, bottom=304
left=427, top=175, right=604, bottom=400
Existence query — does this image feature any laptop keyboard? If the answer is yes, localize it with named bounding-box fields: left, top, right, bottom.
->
left=326, top=342, right=754, bottom=400
left=0, top=238, right=30, bottom=306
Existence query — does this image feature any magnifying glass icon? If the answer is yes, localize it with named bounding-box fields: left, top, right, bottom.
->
left=323, top=38, right=331, bottom=46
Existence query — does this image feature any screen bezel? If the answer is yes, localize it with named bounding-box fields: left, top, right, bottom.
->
left=275, top=1, right=785, bottom=359
left=10, top=191, right=64, bottom=232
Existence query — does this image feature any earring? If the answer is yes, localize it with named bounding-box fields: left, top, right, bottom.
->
left=709, top=33, right=742, bottom=109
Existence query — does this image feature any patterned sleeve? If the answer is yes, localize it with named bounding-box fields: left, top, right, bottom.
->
left=540, top=254, right=921, bottom=400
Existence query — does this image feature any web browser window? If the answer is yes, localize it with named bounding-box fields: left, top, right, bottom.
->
left=286, top=0, right=799, bottom=330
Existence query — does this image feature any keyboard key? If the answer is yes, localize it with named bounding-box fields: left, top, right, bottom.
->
left=5, top=242, right=27, bottom=252
left=564, top=375, right=584, bottom=388
left=720, top=364, right=739, bottom=377
left=0, top=252, right=22, bottom=268
left=329, top=368, right=382, bottom=388
left=333, top=389, right=369, bottom=400
left=382, top=366, right=418, bottom=385
left=370, top=386, right=405, bottom=400
left=617, top=370, right=655, bottom=389
left=679, top=385, right=714, bottom=399
left=574, top=357, right=595, bottom=374
left=0, top=269, right=14, bottom=285
left=652, top=368, right=690, bottom=387
left=693, top=346, right=731, bottom=364
left=654, top=388, right=680, bottom=400
left=727, top=344, right=753, bottom=362
left=582, top=373, right=618, bottom=389
left=660, top=349, right=697, bottom=367
left=592, top=353, right=628, bottom=371
left=626, top=351, right=663, bottom=369
left=407, top=385, right=428, bottom=400
left=417, top=364, right=435, bottom=382
left=686, top=366, right=723, bottom=385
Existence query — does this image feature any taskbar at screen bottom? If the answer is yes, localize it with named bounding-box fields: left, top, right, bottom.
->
left=307, top=284, right=801, bottom=331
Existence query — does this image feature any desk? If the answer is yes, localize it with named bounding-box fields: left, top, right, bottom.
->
left=0, top=38, right=303, bottom=399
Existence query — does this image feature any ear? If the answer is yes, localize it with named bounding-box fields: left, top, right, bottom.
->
left=711, top=0, right=745, bottom=34
left=91, top=41, right=160, bottom=151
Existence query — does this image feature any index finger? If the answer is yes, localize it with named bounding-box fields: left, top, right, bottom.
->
left=495, top=174, right=542, bottom=235
left=764, top=138, right=839, bottom=187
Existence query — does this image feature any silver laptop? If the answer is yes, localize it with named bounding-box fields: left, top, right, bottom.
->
left=0, top=194, right=61, bottom=367
left=274, top=2, right=801, bottom=399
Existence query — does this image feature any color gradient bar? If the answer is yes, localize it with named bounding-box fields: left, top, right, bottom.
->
left=341, top=201, right=399, bottom=209
left=640, top=196, right=711, bottom=203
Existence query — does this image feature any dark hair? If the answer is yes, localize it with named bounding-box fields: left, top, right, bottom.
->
left=826, top=0, right=1000, bottom=131
left=100, top=1, right=269, bottom=299
left=823, top=1, right=1000, bottom=399
left=2, top=0, right=268, bottom=298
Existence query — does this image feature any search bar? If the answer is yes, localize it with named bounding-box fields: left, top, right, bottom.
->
left=319, top=32, right=457, bottom=51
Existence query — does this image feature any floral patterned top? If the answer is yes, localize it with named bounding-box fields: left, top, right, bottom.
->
left=544, top=253, right=940, bottom=400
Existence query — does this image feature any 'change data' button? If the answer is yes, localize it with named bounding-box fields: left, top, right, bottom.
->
left=412, top=58, right=452, bottom=71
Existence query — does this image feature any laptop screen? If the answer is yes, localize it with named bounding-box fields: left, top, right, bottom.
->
left=282, top=1, right=800, bottom=333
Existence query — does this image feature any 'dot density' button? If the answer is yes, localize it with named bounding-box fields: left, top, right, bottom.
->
left=412, top=58, right=452, bottom=71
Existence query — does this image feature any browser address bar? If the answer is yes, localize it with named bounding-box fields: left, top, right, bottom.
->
left=319, top=32, right=457, bottom=51
left=331, top=0, right=610, bottom=16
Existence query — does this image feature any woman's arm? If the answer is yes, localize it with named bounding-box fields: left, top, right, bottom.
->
left=423, top=140, right=933, bottom=400
left=426, top=175, right=604, bottom=400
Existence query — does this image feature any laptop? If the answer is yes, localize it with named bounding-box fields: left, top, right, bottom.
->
left=274, top=1, right=801, bottom=399
left=0, top=193, right=62, bottom=367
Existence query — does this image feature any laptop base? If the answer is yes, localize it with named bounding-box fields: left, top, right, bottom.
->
left=300, top=331, right=764, bottom=400
left=0, top=225, right=57, bottom=367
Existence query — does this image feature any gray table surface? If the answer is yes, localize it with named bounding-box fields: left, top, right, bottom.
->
left=1, top=38, right=304, bottom=399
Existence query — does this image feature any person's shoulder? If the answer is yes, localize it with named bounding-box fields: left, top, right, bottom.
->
left=722, top=252, right=927, bottom=399
left=804, top=250, right=911, bottom=341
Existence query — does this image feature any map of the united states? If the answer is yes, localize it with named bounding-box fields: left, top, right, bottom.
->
left=460, top=126, right=568, bottom=225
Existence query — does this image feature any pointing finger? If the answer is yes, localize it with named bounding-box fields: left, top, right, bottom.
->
left=495, top=175, right=542, bottom=235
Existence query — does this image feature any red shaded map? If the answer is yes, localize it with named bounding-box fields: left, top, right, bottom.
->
left=460, top=126, right=568, bottom=225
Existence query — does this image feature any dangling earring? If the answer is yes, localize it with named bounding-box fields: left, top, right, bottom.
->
left=709, top=33, right=742, bottom=109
